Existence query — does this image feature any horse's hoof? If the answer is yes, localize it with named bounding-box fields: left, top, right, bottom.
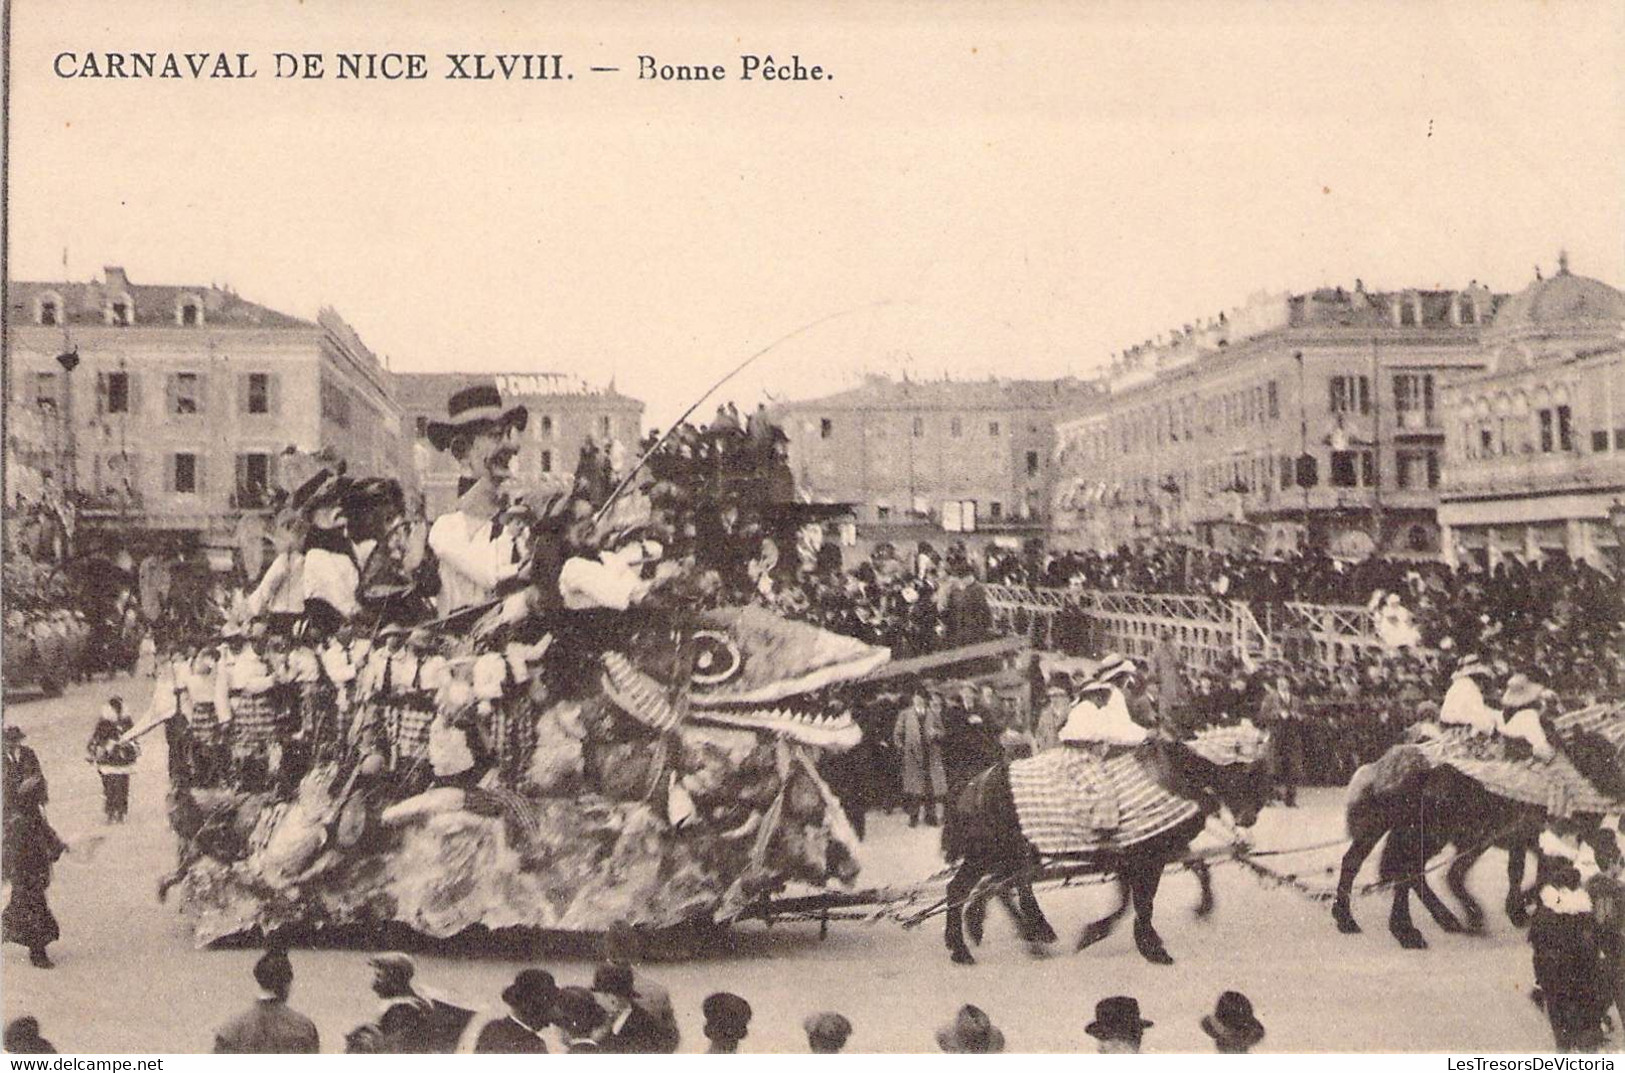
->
left=1435, top=916, right=1465, bottom=935
left=1394, top=928, right=1429, bottom=950
left=1024, top=940, right=1055, bottom=959
left=1140, top=947, right=1175, bottom=966
left=1076, top=922, right=1112, bottom=951
left=1332, top=906, right=1361, bottom=935
left=950, top=948, right=976, bottom=966
left=1031, top=920, right=1059, bottom=945
left=1507, top=906, right=1530, bottom=929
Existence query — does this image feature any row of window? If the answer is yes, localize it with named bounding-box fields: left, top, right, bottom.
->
left=1459, top=405, right=1595, bottom=460
left=413, top=413, right=616, bottom=442
left=1101, top=443, right=1441, bottom=507
left=34, top=293, right=204, bottom=327
left=817, top=416, right=1007, bottom=440
left=1068, top=379, right=1283, bottom=464
left=1069, top=372, right=1440, bottom=468
left=85, top=451, right=279, bottom=499
left=28, top=370, right=280, bottom=417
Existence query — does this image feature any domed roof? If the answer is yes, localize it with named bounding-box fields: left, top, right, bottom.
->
left=1491, top=257, right=1625, bottom=335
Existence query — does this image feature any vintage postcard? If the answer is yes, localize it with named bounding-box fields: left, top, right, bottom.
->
left=3, top=0, right=1623, bottom=1058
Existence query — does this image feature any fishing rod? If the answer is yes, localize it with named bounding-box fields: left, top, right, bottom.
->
left=591, top=301, right=891, bottom=527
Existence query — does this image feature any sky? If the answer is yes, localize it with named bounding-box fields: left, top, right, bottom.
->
left=7, top=0, right=1624, bottom=428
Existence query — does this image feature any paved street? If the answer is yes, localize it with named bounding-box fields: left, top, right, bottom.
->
left=4, top=674, right=1557, bottom=1053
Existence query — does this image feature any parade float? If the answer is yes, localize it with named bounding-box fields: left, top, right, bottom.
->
left=154, top=391, right=892, bottom=945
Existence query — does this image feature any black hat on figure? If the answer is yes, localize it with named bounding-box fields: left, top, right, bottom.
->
left=426, top=383, right=528, bottom=453
left=1086, top=996, right=1153, bottom=1044
left=1201, top=991, right=1265, bottom=1049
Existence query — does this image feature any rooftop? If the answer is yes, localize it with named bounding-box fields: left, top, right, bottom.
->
left=9, top=266, right=312, bottom=329
left=779, top=374, right=1102, bottom=412
left=394, top=371, right=641, bottom=410
left=1488, top=254, right=1625, bottom=336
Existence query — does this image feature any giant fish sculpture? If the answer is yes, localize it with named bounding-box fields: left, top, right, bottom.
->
left=162, top=602, right=888, bottom=944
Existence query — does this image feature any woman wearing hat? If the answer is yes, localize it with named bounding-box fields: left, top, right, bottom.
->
left=425, top=384, right=531, bottom=615
left=1439, top=654, right=1502, bottom=739
left=1499, top=674, right=1556, bottom=761
left=1201, top=991, right=1265, bottom=1053
left=1085, top=996, right=1152, bottom=1053
left=1058, top=655, right=1150, bottom=748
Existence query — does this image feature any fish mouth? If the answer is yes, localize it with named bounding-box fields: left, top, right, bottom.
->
left=601, top=650, right=864, bottom=750
left=689, top=699, right=864, bottom=751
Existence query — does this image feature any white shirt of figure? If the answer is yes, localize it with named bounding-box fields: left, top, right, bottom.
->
left=302, top=545, right=360, bottom=619
left=1439, top=675, right=1501, bottom=736
left=428, top=510, right=520, bottom=614
left=1503, top=707, right=1555, bottom=760
left=558, top=555, right=642, bottom=612
left=319, top=641, right=357, bottom=686
left=1058, top=684, right=1149, bottom=745
left=247, top=550, right=307, bottom=618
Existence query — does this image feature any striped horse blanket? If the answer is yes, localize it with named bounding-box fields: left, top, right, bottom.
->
left=1416, top=714, right=1625, bottom=818
left=1008, top=746, right=1199, bottom=855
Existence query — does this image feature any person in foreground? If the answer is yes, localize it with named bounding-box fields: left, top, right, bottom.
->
left=473, top=969, right=556, bottom=1053
left=702, top=992, right=752, bottom=1054
left=804, top=1012, right=853, bottom=1053
left=1201, top=992, right=1265, bottom=1053
left=1086, top=996, right=1151, bottom=1054
left=936, top=1004, right=1005, bottom=1053
left=212, top=947, right=319, bottom=1053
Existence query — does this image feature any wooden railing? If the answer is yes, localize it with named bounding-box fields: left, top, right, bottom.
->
left=983, top=584, right=1423, bottom=669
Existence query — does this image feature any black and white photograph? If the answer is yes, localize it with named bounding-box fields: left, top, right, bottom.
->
left=2, top=0, right=1623, bottom=1056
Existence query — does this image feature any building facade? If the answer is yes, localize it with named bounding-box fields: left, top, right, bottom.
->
left=1052, top=282, right=1503, bottom=557
left=1438, top=258, right=1625, bottom=571
left=775, top=375, right=1102, bottom=552
left=396, top=372, right=644, bottom=518
left=6, top=266, right=411, bottom=555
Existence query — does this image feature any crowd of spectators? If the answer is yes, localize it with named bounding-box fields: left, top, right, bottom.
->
left=5, top=920, right=1265, bottom=1053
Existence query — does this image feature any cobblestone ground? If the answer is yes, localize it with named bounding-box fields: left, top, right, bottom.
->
left=3, top=674, right=1558, bottom=1053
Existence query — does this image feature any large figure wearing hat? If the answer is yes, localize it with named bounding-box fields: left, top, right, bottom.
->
left=1058, top=654, right=1151, bottom=748
left=424, top=383, right=531, bottom=615
left=1439, top=654, right=1503, bottom=739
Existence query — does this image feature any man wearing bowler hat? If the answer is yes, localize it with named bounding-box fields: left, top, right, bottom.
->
left=425, top=382, right=531, bottom=615
left=474, top=968, right=557, bottom=1053
left=1086, top=996, right=1153, bottom=1053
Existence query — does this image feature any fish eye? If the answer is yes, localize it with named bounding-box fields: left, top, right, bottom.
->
left=689, top=630, right=741, bottom=687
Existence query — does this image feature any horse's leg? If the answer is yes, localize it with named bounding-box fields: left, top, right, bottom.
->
left=1505, top=835, right=1534, bottom=928
left=1445, top=843, right=1489, bottom=934
left=1333, top=827, right=1383, bottom=935
left=1189, top=857, right=1215, bottom=920
left=964, top=889, right=989, bottom=947
left=1380, top=824, right=1433, bottom=950
left=1015, top=880, right=1058, bottom=945
left=944, top=864, right=980, bottom=965
left=1129, top=861, right=1174, bottom=965
left=1413, top=869, right=1466, bottom=934
left=1077, top=871, right=1130, bottom=951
